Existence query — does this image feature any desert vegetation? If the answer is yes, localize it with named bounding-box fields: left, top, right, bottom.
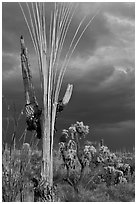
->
left=2, top=120, right=135, bottom=202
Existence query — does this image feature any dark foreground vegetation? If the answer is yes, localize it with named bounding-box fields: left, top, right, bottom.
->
left=2, top=122, right=135, bottom=202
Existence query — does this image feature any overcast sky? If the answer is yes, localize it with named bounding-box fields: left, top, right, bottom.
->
left=2, top=2, right=135, bottom=151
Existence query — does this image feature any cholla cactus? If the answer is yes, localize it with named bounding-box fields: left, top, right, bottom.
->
left=65, top=148, right=77, bottom=168
left=116, top=163, right=131, bottom=176
left=59, top=121, right=90, bottom=167
left=68, top=121, right=89, bottom=140
left=69, top=126, right=77, bottom=139
left=103, top=166, right=125, bottom=186
left=82, top=145, right=97, bottom=166
left=59, top=121, right=91, bottom=188
left=84, top=145, right=97, bottom=155
left=59, top=129, right=69, bottom=143
left=96, top=145, right=115, bottom=165
left=59, top=138, right=77, bottom=169
left=99, top=145, right=110, bottom=155
left=58, top=123, right=133, bottom=190
left=75, top=121, right=89, bottom=135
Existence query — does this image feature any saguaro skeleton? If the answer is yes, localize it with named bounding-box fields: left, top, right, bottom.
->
left=19, top=2, right=95, bottom=194
left=20, top=32, right=73, bottom=187
left=20, top=37, right=73, bottom=200
left=20, top=35, right=73, bottom=138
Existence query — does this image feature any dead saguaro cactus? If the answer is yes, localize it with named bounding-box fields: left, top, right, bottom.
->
left=19, top=2, right=94, bottom=196
left=20, top=34, right=73, bottom=188
left=20, top=36, right=73, bottom=139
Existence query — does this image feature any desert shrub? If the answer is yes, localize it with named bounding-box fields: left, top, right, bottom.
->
left=78, top=184, right=110, bottom=202
left=56, top=183, right=79, bottom=202
left=107, top=182, right=135, bottom=202
left=2, top=144, right=42, bottom=202
left=2, top=146, right=29, bottom=202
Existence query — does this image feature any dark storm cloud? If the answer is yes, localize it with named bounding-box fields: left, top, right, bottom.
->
left=2, top=54, right=16, bottom=72
left=2, top=3, right=29, bottom=52
left=2, top=52, right=20, bottom=75
left=79, top=2, right=135, bottom=20
left=63, top=64, right=135, bottom=123
left=65, top=64, right=115, bottom=89
left=2, top=2, right=135, bottom=150
left=101, top=2, right=135, bottom=19
left=62, top=80, right=134, bottom=126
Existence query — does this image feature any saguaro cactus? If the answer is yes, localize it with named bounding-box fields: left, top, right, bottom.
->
left=20, top=35, right=73, bottom=186
left=19, top=2, right=94, bottom=195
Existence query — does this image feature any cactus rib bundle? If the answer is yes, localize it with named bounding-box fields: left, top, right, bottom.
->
left=19, top=2, right=95, bottom=187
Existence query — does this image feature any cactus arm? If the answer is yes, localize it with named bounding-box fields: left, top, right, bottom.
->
left=20, top=36, right=42, bottom=139
left=20, top=35, right=38, bottom=105
left=62, top=84, right=73, bottom=106
left=57, top=84, right=73, bottom=113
